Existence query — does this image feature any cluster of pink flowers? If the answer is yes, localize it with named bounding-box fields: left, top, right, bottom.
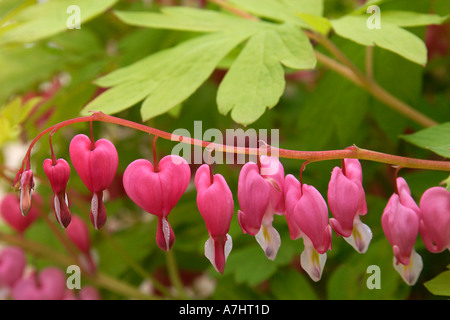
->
left=0, top=193, right=99, bottom=300
left=7, top=132, right=450, bottom=285
left=0, top=244, right=99, bottom=300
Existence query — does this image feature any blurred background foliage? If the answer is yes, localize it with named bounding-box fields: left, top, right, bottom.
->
left=0, top=0, right=449, bottom=300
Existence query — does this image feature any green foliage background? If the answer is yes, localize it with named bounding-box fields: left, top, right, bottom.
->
left=0, top=0, right=449, bottom=300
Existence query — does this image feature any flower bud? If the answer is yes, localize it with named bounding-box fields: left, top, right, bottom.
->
left=284, top=174, right=332, bottom=282
left=195, top=164, right=234, bottom=273
left=43, top=158, right=71, bottom=228
left=381, top=177, right=422, bottom=285
left=419, top=186, right=450, bottom=253
left=328, top=159, right=372, bottom=253
left=19, top=169, right=34, bottom=216
left=237, top=156, right=284, bottom=260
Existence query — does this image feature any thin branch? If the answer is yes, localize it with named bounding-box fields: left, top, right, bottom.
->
left=365, top=45, right=374, bottom=79
left=12, top=113, right=450, bottom=178
left=305, top=31, right=438, bottom=128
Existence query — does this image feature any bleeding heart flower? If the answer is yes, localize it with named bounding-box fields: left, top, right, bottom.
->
left=0, top=247, right=27, bottom=291
left=123, top=155, right=191, bottom=251
left=381, top=177, right=422, bottom=286
left=18, top=169, right=34, bottom=216
left=328, top=159, right=372, bottom=253
left=0, top=193, right=41, bottom=234
left=195, top=164, right=233, bottom=274
left=284, top=174, right=332, bottom=282
left=237, top=156, right=284, bottom=260
left=69, top=134, right=118, bottom=230
left=43, top=158, right=71, bottom=228
left=65, top=214, right=97, bottom=273
left=11, top=267, right=66, bottom=300
left=419, top=186, right=450, bottom=253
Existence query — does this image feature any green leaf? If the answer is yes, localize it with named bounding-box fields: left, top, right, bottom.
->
left=331, top=15, right=428, bottom=65
left=224, top=245, right=278, bottom=286
left=270, top=268, right=318, bottom=299
left=380, top=11, right=449, bottom=27
left=84, top=31, right=252, bottom=119
left=0, top=96, right=41, bottom=146
left=273, top=23, right=317, bottom=69
left=227, top=0, right=308, bottom=27
left=0, top=0, right=118, bottom=44
left=217, top=31, right=284, bottom=125
left=296, top=13, right=332, bottom=35
left=217, top=26, right=316, bottom=125
left=327, top=240, right=410, bottom=299
left=424, top=270, right=450, bottom=297
left=280, top=0, right=324, bottom=16
left=401, top=122, right=450, bottom=158
left=115, top=7, right=259, bottom=33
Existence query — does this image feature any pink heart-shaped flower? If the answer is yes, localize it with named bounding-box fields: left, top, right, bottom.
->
left=69, top=134, right=118, bottom=229
left=69, top=134, right=118, bottom=193
left=0, top=247, right=27, bottom=288
left=123, top=155, right=191, bottom=251
left=0, top=193, right=41, bottom=234
left=11, top=267, right=66, bottom=300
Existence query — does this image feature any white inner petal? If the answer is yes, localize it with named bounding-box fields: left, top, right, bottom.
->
left=224, top=234, right=233, bottom=261
left=300, top=244, right=327, bottom=282
left=393, top=248, right=423, bottom=286
left=255, top=224, right=281, bottom=260
left=204, top=234, right=233, bottom=273
left=161, top=217, right=171, bottom=250
left=204, top=237, right=216, bottom=271
left=54, top=194, right=62, bottom=226
left=344, top=220, right=373, bottom=254
left=91, top=193, right=98, bottom=229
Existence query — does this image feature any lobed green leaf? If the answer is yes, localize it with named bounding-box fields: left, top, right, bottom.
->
left=84, top=31, right=254, bottom=119
left=331, top=15, right=428, bottom=65
left=115, top=7, right=259, bottom=33
left=0, top=0, right=118, bottom=44
left=401, top=122, right=450, bottom=159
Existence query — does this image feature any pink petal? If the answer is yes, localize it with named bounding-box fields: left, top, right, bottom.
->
left=419, top=186, right=450, bottom=253
left=0, top=247, right=26, bottom=287
left=382, top=193, right=419, bottom=265
left=328, top=167, right=361, bottom=237
left=69, top=134, right=118, bottom=193
left=237, top=162, right=271, bottom=235
left=195, top=165, right=234, bottom=237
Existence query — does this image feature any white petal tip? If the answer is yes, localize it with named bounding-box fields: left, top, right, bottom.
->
left=300, top=245, right=327, bottom=282
left=255, top=225, right=281, bottom=261
left=394, top=249, right=423, bottom=286
left=205, top=234, right=232, bottom=273
left=344, top=221, right=372, bottom=254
